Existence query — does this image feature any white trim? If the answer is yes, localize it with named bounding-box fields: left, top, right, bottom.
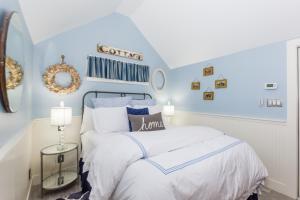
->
left=287, top=38, right=300, bottom=199
left=32, top=111, right=287, bottom=124
left=0, top=124, right=31, bottom=161
left=86, top=77, right=149, bottom=85
left=33, top=115, right=81, bottom=122
left=26, top=179, right=32, bottom=200
left=175, top=110, right=287, bottom=124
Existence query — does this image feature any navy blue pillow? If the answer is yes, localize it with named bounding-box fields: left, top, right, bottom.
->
left=127, top=107, right=149, bottom=131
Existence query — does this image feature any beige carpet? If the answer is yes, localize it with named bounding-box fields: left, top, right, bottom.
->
left=29, top=181, right=294, bottom=200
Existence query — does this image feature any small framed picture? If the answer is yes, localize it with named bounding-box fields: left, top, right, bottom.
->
left=215, top=79, right=227, bottom=89
left=203, top=92, right=214, bottom=100
left=203, top=66, right=214, bottom=76
left=191, top=81, right=200, bottom=90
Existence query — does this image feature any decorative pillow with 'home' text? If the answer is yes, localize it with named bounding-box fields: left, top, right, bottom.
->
left=128, top=112, right=165, bottom=132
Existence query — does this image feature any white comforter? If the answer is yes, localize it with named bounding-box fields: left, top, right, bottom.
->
left=84, top=126, right=268, bottom=200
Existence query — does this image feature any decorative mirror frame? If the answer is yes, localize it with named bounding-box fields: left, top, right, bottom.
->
left=151, top=68, right=167, bottom=92
left=0, top=11, right=17, bottom=113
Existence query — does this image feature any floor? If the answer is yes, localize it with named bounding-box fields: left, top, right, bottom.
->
left=259, top=188, right=294, bottom=200
left=30, top=180, right=81, bottom=200
left=29, top=181, right=294, bottom=200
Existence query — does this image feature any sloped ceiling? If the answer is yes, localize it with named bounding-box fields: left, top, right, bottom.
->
left=19, top=0, right=300, bottom=68
left=18, top=0, right=142, bottom=43
left=19, top=0, right=123, bottom=43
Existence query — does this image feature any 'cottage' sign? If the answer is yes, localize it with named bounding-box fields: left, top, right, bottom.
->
left=97, top=44, right=143, bottom=61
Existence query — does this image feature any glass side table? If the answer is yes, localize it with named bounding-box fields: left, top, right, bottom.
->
left=40, top=143, right=79, bottom=197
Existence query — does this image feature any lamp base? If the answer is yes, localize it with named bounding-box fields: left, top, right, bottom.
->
left=57, top=126, right=65, bottom=151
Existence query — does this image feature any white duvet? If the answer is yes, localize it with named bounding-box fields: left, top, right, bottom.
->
left=83, top=126, right=268, bottom=200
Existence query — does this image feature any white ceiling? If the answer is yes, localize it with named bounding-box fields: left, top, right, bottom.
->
left=19, top=0, right=300, bottom=68
left=19, top=0, right=123, bottom=43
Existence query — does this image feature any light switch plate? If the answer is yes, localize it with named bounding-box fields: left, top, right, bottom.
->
left=266, top=99, right=282, bottom=107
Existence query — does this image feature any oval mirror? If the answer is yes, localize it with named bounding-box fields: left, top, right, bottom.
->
left=0, top=12, right=25, bottom=113
left=151, top=68, right=166, bottom=92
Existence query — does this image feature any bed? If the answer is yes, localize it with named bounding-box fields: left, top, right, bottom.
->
left=79, top=91, right=268, bottom=200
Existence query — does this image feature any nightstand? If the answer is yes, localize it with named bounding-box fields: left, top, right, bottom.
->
left=40, top=143, right=79, bottom=196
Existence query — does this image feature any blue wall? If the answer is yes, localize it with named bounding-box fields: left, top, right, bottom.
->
left=169, top=42, right=286, bottom=120
left=0, top=0, right=33, bottom=146
left=0, top=3, right=288, bottom=146
left=33, top=13, right=169, bottom=118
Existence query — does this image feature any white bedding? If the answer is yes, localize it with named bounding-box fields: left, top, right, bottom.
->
left=81, top=126, right=268, bottom=200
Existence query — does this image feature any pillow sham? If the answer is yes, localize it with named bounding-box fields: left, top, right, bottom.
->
left=130, top=99, right=156, bottom=107
left=133, top=105, right=162, bottom=114
left=92, top=106, right=129, bottom=133
left=126, top=107, right=149, bottom=132
left=128, top=112, right=165, bottom=132
left=80, top=105, right=94, bottom=134
left=91, top=96, right=132, bottom=108
left=133, top=105, right=169, bottom=126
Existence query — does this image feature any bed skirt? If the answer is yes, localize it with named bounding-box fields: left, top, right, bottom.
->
left=79, top=159, right=258, bottom=200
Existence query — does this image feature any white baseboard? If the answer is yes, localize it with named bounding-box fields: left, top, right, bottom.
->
left=26, top=179, right=32, bottom=200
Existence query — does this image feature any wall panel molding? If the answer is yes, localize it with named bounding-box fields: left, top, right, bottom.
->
left=175, top=109, right=287, bottom=124
left=0, top=124, right=32, bottom=200
left=172, top=110, right=297, bottom=198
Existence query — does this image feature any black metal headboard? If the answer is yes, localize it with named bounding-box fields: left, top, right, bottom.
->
left=82, top=91, right=152, bottom=115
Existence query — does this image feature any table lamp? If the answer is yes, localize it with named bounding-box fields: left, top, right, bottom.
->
left=163, top=101, right=175, bottom=125
left=51, top=101, right=72, bottom=150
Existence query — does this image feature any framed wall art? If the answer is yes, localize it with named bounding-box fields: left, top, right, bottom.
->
left=215, top=79, right=227, bottom=89
left=191, top=81, right=200, bottom=90
left=203, top=66, right=214, bottom=76
left=203, top=91, right=214, bottom=100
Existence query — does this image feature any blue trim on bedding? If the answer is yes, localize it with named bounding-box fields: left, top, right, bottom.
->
left=146, top=140, right=244, bottom=175
left=122, top=133, right=149, bottom=158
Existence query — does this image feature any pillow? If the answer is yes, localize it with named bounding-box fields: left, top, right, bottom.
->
left=91, top=96, right=132, bottom=108
left=92, top=106, right=129, bottom=133
left=133, top=105, right=162, bottom=114
left=148, top=105, right=162, bottom=114
left=130, top=99, right=156, bottom=107
left=128, top=112, right=165, bottom=132
left=80, top=106, right=94, bottom=134
left=126, top=107, right=149, bottom=132
left=133, top=105, right=169, bottom=126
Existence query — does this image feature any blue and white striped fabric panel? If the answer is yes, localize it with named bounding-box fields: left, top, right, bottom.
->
left=87, top=56, right=149, bottom=82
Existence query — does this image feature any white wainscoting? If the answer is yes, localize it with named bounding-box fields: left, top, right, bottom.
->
left=0, top=125, right=32, bottom=200
left=172, top=111, right=297, bottom=199
left=30, top=113, right=298, bottom=198
left=31, top=117, right=82, bottom=186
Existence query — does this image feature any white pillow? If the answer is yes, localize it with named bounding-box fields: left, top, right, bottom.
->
left=91, top=96, right=132, bottom=108
left=148, top=105, right=162, bottom=114
left=133, top=105, right=162, bottom=114
left=92, top=106, right=129, bottom=133
left=80, top=106, right=94, bottom=134
left=130, top=99, right=156, bottom=107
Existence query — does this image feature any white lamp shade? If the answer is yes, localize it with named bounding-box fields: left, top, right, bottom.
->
left=51, top=107, right=72, bottom=126
left=163, top=104, right=175, bottom=116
